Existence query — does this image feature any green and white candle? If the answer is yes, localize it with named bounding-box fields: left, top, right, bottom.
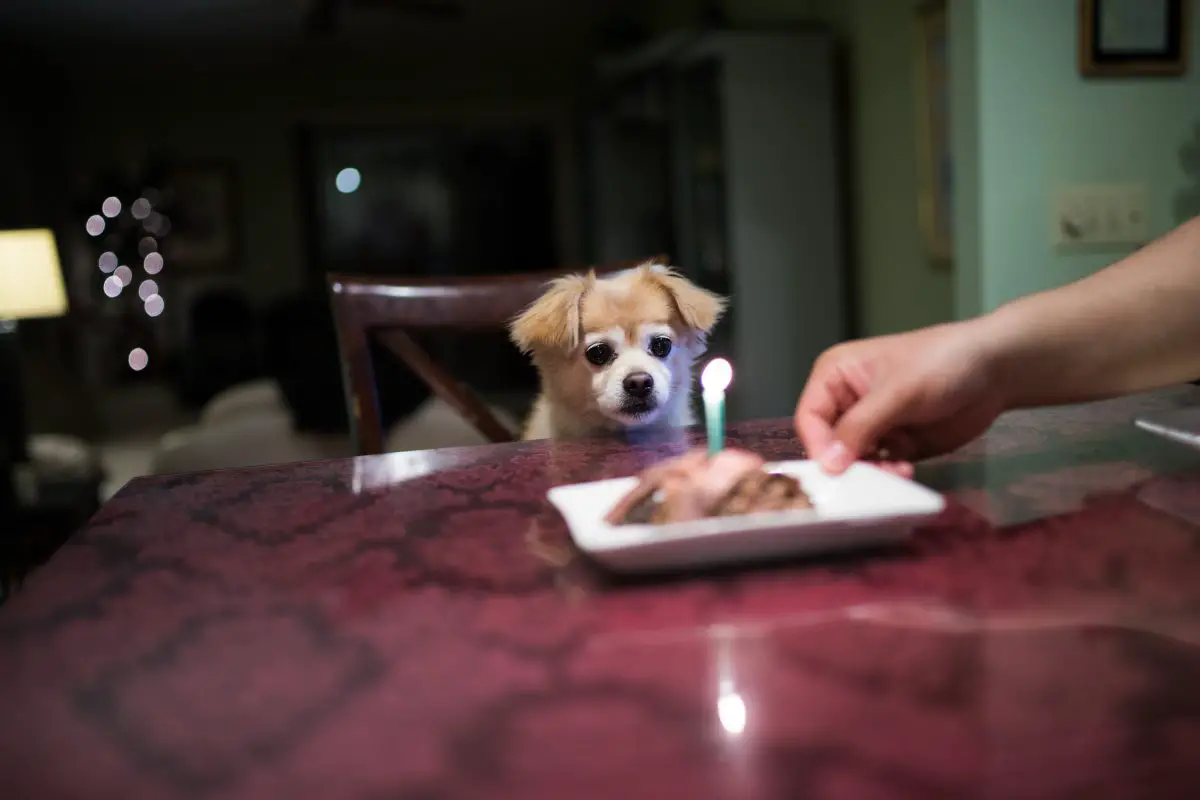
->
left=700, top=358, right=733, bottom=456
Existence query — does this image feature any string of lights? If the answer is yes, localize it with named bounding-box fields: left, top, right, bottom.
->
left=84, top=188, right=169, bottom=372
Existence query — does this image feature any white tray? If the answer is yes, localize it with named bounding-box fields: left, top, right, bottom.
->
left=547, top=460, right=946, bottom=573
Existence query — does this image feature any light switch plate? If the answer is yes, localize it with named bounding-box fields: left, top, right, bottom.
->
left=1051, top=184, right=1149, bottom=249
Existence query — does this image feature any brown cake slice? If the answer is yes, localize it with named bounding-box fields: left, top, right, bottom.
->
left=605, top=448, right=812, bottom=526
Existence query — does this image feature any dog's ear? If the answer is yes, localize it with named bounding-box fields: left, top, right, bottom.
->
left=645, top=267, right=726, bottom=335
left=509, top=273, right=591, bottom=354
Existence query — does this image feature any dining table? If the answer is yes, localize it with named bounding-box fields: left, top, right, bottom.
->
left=4, top=388, right=1200, bottom=799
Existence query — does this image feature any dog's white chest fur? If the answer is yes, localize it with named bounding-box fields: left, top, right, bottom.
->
left=521, top=386, right=697, bottom=441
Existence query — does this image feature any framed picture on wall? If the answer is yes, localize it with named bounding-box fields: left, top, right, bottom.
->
left=161, top=162, right=240, bottom=272
left=914, top=0, right=953, bottom=266
left=1079, top=0, right=1189, bottom=77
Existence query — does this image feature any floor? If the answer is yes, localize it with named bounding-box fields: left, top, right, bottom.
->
left=92, top=383, right=196, bottom=501
left=98, top=439, right=159, bottom=501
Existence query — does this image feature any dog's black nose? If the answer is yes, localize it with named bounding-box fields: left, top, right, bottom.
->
left=623, top=372, right=654, bottom=398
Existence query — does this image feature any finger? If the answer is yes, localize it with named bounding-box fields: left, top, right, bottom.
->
left=832, top=385, right=915, bottom=460
left=795, top=408, right=835, bottom=463
left=794, top=379, right=842, bottom=460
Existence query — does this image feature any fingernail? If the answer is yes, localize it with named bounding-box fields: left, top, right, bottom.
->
left=820, top=441, right=853, bottom=473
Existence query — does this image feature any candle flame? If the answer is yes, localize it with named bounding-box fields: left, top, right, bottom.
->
left=701, top=358, right=733, bottom=393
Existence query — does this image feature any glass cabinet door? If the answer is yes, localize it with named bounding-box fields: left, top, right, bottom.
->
left=583, top=70, right=674, bottom=265
left=670, top=58, right=732, bottom=364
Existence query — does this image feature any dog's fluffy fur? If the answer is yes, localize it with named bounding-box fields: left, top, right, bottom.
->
left=510, top=263, right=726, bottom=440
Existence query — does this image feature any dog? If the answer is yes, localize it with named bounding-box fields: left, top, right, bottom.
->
left=509, top=263, right=726, bottom=440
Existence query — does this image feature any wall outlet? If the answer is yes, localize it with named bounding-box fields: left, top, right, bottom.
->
left=1051, top=184, right=1149, bottom=249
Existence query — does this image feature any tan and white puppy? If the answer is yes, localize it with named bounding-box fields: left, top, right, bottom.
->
left=510, top=263, right=726, bottom=440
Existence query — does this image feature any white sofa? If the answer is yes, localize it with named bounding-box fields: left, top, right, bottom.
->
left=150, top=379, right=518, bottom=475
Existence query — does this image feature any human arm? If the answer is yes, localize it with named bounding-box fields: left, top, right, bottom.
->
left=980, top=214, right=1200, bottom=408
left=795, top=216, right=1200, bottom=472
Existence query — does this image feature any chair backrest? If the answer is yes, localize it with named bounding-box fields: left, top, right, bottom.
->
left=327, top=255, right=669, bottom=455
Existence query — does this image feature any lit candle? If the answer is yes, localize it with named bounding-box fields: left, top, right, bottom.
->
left=700, top=358, right=733, bottom=456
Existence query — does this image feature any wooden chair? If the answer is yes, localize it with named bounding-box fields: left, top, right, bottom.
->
left=328, top=256, right=669, bottom=455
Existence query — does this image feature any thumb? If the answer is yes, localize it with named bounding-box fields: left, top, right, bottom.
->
left=832, top=384, right=915, bottom=460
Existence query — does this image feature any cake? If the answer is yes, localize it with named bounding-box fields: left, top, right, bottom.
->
left=604, top=448, right=813, bottom=526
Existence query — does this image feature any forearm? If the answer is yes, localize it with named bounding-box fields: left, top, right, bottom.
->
left=977, top=216, right=1200, bottom=410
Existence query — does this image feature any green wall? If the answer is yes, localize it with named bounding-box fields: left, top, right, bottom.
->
left=949, top=0, right=981, bottom=319
left=727, top=0, right=956, bottom=336
left=955, top=0, right=1200, bottom=315
left=826, top=0, right=956, bottom=335
left=738, top=0, right=1200, bottom=330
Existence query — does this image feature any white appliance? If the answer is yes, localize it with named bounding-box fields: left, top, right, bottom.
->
left=585, top=29, right=849, bottom=422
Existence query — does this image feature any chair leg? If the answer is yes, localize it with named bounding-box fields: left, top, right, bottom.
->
left=331, top=310, right=386, bottom=455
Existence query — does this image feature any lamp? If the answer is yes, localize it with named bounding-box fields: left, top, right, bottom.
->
left=0, top=229, right=68, bottom=501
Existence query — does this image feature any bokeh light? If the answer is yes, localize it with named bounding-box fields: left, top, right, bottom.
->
left=103, top=276, right=123, bottom=297
left=144, top=252, right=164, bottom=274
left=128, top=348, right=149, bottom=371
left=144, top=294, right=165, bottom=317
left=114, top=265, right=133, bottom=287
left=139, top=236, right=158, bottom=256
left=86, top=215, right=105, bottom=236
left=102, top=196, right=122, bottom=218
left=98, top=251, right=118, bottom=273
left=138, top=279, right=159, bottom=300
left=144, top=211, right=163, bottom=234
left=336, top=167, right=362, bottom=194
left=131, top=197, right=152, bottom=220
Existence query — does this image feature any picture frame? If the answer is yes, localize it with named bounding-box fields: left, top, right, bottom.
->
left=1079, top=0, right=1189, bottom=77
left=914, top=0, right=953, bottom=266
left=161, top=161, right=240, bottom=272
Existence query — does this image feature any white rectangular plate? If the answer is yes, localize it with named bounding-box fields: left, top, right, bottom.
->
left=547, top=460, right=946, bottom=573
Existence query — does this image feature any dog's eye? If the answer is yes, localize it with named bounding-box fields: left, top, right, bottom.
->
left=649, top=336, right=673, bottom=358
left=585, top=342, right=615, bottom=366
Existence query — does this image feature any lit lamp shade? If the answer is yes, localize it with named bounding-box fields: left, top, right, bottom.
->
left=0, top=228, right=69, bottom=321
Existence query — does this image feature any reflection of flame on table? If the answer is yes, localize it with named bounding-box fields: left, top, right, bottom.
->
left=711, top=625, right=748, bottom=737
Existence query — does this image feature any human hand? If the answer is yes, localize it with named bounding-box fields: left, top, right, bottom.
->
left=794, top=321, right=1007, bottom=475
